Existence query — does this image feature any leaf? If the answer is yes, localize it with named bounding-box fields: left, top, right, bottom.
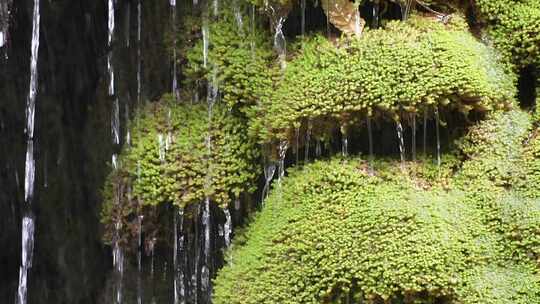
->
left=321, top=0, right=365, bottom=38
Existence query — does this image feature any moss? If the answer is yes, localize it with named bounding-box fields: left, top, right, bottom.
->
left=100, top=95, right=259, bottom=245
left=212, top=156, right=538, bottom=303
left=183, top=8, right=278, bottom=114
left=251, top=16, right=515, bottom=145
left=474, top=0, right=540, bottom=70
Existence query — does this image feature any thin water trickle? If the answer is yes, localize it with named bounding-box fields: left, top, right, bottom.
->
left=435, top=108, right=441, bottom=168
left=261, top=162, right=276, bottom=202
left=136, top=0, right=142, bottom=108
left=396, top=120, right=405, bottom=165
left=125, top=2, right=130, bottom=47
left=341, top=126, right=348, bottom=157
left=301, top=0, right=306, bottom=38
left=315, top=140, right=322, bottom=158
left=202, top=21, right=209, bottom=69
left=411, top=114, right=416, bottom=161
left=137, top=215, right=143, bottom=304
left=273, top=16, right=286, bottom=70
left=372, top=0, right=380, bottom=28
left=423, top=109, right=428, bottom=155
left=223, top=208, right=232, bottom=248
left=158, top=133, right=165, bottom=163
left=201, top=197, right=212, bottom=301
left=17, top=215, right=35, bottom=304
left=305, top=120, right=312, bottom=162
left=295, top=126, right=300, bottom=165
left=174, top=207, right=185, bottom=304
left=367, top=116, right=374, bottom=170
left=171, top=0, right=179, bottom=100
left=233, top=0, right=244, bottom=31
left=250, top=4, right=256, bottom=59
left=18, top=0, right=40, bottom=302
left=277, top=140, right=289, bottom=182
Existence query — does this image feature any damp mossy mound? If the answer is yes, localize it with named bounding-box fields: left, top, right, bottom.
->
left=474, top=0, right=540, bottom=69
left=251, top=15, right=515, bottom=143
left=184, top=8, right=277, bottom=114
left=213, top=110, right=540, bottom=303
left=101, top=96, right=259, bottom=243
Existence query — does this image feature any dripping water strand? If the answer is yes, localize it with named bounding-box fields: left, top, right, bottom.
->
left=411, top=114, right=416, bottom=161
left=305, top=120, right=312, bottom=162
left=423, top=109, right=428, bottom=155
left=171, top=0, right=179, bottom=100
left=261, top=160, right=276, bottom=203
left=295, top=126, right=300, bottom=165
left=341, top=125, right=348, bottom=157
left=396, top=120, right=405, bottom=165
left=435, top=108, right=441, bottom=168
left=367, top=116, right=374, bottom=172
left=18, top=0, right=40, bottom=302
left=137, top=215, right=143, bottom=304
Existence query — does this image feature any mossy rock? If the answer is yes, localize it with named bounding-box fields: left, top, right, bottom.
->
left=100, top=96, right=259, bottom=245
left=474, top=0, right=540, bottom=70
left=251, top=15, right=515, bottom=145
left=214, top=109, right=540, bottom=303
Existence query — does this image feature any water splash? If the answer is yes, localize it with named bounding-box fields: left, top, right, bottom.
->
left=396, top=120, right=405, bottom=165
left=305, top=120, right=312, bottom=162
left=18, top=0, right=40, bottom=302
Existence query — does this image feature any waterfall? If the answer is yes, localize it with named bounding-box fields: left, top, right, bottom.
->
left=367, top=116, right=374, bottom=171
left=435, top=108, right=441, bottom=168
left=305, top=120, right=312, bottom=162
left=17, top=0, right=40, bottom=303
left=396, top=120, right=405, bottom=165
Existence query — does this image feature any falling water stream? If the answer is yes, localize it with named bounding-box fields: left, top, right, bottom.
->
left=171, top=0, right=179, bottom=100
left=305, top=120, right=312, bottom=162
left=341, top=125, right=348, bottom=157
left=17, top=0, right=40, bottom=303
left=411, top=114, right=416, bottom=161
left=367, top=116, right=374, bottom=171
left=435, top=108, right=441, bottom=168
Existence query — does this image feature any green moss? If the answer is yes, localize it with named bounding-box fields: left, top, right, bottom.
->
left=100, top=96, right=259, bottom=244
left=474, top=0, right=540, bottom=70
left=184, top=8, right=278, bottom=114
left=251, top=16, right=515, bottom=144
left=214, top=109, right=540, bottom=303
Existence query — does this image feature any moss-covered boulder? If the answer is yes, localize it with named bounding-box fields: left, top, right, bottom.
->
left=100, top=96, right=259, bottom=245
left=213, top=108, right=540, bottom=303
left=251, top=16, right=515, bottom=144
left=474, top=0, right=540, bottom=70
